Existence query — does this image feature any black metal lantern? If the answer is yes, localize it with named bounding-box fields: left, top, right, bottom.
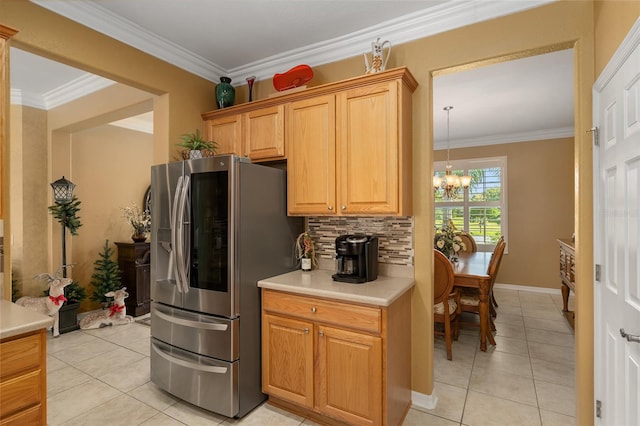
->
left=50, top=176, right=75, bottom=277
left=51, top=176, right=75, bottom=204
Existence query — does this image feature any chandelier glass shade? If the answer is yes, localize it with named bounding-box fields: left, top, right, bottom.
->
left=434, top=106, right=471, bottom=199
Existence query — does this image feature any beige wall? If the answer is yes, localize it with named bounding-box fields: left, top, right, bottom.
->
left=70, top=125, right=153, bottom=311
left=2, top=0, right=598, bottom=423
left=9, top=105, right=49, bottom=298
left=434, top=138, right=575, bottom=290
left=595, top=1, right=640, bottom=76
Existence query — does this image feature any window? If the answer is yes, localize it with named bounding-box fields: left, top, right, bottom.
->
left=434, top=156, right=507, bottom=251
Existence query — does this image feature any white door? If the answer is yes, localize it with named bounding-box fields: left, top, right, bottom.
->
left=594, top=18, right=640, bottom=426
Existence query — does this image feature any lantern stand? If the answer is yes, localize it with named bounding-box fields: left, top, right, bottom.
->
left=50, top=176, right=75, bottom=278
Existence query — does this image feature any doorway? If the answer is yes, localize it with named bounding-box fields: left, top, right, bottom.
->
left=430, top=48, right=577, bottom=421
left=9, top=47, right=155, bottom=309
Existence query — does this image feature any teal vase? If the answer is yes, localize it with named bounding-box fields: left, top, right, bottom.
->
left=216, top=77, right=235, bottom=108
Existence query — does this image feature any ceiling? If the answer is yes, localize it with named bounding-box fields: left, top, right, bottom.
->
left=10, top=0, right=573, bottom=147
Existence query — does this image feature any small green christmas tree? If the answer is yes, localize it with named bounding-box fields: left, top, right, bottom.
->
left=89, top=240, right=122, bottom=306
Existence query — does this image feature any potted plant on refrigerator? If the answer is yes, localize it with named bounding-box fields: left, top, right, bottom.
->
left=177, top=129, right=218, bottom=160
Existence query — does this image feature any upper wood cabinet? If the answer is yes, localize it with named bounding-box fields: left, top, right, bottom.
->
left=202, top=68, right=417, bottom=213
left=288, top=72, right=416, bottom=216
left=205, top=114, right=243, bottom=156
left=286, top=95, right=336, bottom=215
left=203, top=105, right=285, bottom=162
left=244, top=105, right=284, bottom=161
left=336, top=81, right=400, bottom=215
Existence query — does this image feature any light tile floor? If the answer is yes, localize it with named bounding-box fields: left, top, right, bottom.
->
left=46, top=287, right=575, bottom=425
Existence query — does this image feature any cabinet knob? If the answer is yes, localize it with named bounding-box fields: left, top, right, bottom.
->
left=327, top=205, right=333, bottom=211
left=319, top=331, right=324, bottom=337
left=303, top=328, right=309, bottom=334
left=341, top=205, right=346, bottom=211
left=311, top=307, right=316, bottom=313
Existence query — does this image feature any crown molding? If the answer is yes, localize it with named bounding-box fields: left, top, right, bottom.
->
left=433, top=126, right=575, bottom=150
left=11, top=88, right=46, bottom=109
left=44, top=73, right=116, bottom=109
left=11, top=73, right=115, bottom=110
left=33, top=0, right=556, bottom=84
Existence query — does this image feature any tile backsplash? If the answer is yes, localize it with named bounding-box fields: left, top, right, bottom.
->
left=307, top=216, right=414, bottom=266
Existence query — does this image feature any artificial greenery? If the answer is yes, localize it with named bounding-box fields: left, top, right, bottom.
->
left=40, top=279, right=85, bottom=303
left=48, top=196, right=83, bottom=235
left=177, top=129, right=217, bottom=151
left=65, top=280, right=87, bottom=303
left=11, top=278, right=20, bottom=302
left=89, top=240, right=122, bottom=305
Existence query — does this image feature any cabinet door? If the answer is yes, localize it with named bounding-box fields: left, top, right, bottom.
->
left=287, top=95, right=336, bottom=215
left=244, top=105, right=285, bottom=161
left=262, top=314, right=314, bottom=408
left=337, top=81, right=399, bottom=214
left=205, top=115, right=242, bottom=156
left=317, top=325, right=382, bottom=426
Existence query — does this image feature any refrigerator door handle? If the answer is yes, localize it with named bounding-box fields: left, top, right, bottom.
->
left=171, top=176, right=184, bottom=293
left=153, top=306, right=229, bottom=331
left=176, top=175, right=191, bottom=293
left=151, top=342, right=228, bottom=374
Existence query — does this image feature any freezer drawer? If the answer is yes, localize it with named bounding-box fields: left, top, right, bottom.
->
left=151, top=302, right=238, bottom=361
left=151, top=338, right=239, bottom=417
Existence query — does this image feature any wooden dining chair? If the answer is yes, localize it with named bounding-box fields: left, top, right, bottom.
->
left=433, top=249, right=461, bottom=360
left=489, top=236, right=505, bottom=314
left=458, top=237, right=505, bottom=345
left=457, top=231, right=477, bottom=253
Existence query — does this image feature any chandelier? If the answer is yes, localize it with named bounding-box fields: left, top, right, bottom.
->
left=433, top=106, right=471, bottom=199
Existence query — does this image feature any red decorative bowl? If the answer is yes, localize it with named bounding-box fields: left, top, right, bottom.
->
left=273, top=64, right=313, bottom=91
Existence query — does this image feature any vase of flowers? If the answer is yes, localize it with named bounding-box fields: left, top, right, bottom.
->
left=121, top=203, right=151, bottom=242
left=296, top=231, right=317, bottom=271
left=434, top=220, right=466, bottom=262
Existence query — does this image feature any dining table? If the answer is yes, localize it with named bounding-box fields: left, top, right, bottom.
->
left=452, top=250, right=496, bottom=351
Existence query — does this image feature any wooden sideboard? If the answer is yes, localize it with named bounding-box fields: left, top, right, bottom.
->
left=557, top=238, right=575, bottom=329
left=115, top=242, right=151, bottom=317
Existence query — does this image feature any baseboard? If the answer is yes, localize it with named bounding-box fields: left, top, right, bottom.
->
left=493, top=282, right=562, bottom=295
left=411, top=390, right=437, bottom=411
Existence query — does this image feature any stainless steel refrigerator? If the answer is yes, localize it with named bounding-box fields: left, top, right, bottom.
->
left=149, top=155, right=302, bottom=418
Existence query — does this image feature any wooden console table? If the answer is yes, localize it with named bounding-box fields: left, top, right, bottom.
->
left=557, top=238, right=575, bottom=329
left=115, top=242, right=151, bottom=317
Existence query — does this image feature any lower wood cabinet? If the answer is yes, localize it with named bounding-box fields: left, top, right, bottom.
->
left=0, top=329, right=47, bottom=425
left=261, top=289, right=411, bottom=426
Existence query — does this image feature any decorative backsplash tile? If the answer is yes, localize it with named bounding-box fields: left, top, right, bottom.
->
left=307, top=217, right=414, bottom=266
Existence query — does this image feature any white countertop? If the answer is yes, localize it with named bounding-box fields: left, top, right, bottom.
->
left=0, top=300, right=54, bottom=340
left=258, top=269, right=414, bottom=307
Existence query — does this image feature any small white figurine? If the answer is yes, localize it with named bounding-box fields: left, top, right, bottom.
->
left=79, top=287, right=133, bottom=329
left=15, top=271, right=72, bottom=337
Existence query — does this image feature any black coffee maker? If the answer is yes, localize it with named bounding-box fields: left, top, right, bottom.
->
left=332, top=235, right=379, bottom=283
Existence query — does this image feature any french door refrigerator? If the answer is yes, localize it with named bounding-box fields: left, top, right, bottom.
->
left=150, top=155, right=302, bottom=418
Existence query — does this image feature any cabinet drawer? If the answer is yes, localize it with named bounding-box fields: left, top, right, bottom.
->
left=0, top=404, right=42, bottom=426
left=0, top=333, right=43, bottom=381
left=262, top=290, right=381, bottom=334
left=0, top=369, right=43, bottom=418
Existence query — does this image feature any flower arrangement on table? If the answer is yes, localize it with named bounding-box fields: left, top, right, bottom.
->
left=434, top=220, right=466, bottom=261
left=296, top=231, right=317, bottom=271
left=120, top=203, right=151, bottom=241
